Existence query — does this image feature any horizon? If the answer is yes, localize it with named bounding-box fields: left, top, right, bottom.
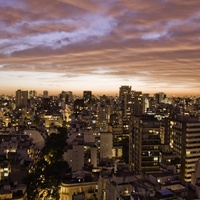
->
left=0, top=87, right=199, bottom=98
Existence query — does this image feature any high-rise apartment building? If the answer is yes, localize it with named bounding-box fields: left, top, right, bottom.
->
left=119, top=86, right=145, bottom=118
left=130, top=115, right=161, bottom=173
left=83, top=91, right=92, bottom=104
left=170, top=116, right=200, bottom=182
left=154, top=92, right=166, bottom=104
left=100, top=132, right=112, bottom=160
left=29, top=90, right=37, bottom=98
left=119, top=86, right=132, bottom=118
left=43, top=90, right=48, bottom=98
left=132, top=91, right=145, bottom=115
left=59, top=91, right=73, bottom=103
left=98, top=104, right=112, bottom=132
left=15, top=89, right=28, bottom=108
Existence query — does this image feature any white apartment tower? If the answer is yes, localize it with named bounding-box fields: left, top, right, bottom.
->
left=100, top=132, right=112, bottom=160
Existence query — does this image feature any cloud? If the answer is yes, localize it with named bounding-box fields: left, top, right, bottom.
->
left=0, top=0, right=200, bottom=95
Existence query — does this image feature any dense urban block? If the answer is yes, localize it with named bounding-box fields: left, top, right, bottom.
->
left=0, top=87, right=200, bottom=199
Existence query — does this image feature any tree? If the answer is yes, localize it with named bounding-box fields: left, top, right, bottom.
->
left=25, top=127, right=70, bottom=200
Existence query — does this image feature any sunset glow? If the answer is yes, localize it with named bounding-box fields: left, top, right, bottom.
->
left=0, top=0, right=200, bottom=96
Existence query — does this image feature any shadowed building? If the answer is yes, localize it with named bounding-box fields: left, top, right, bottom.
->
left=15, top=90, right=28, bottom=108
left=130, top=115, right=161, bottom=174
left=83, top=91, right=92, bottom=105
left=119, top=86, right=132, bottom=118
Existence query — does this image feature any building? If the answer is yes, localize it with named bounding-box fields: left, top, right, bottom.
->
left=29, top=90, right=37, bottom=98
left=154, top=92, right=166, bottom=104
left=60, top=171, right=98, bottom=200
left=119, top=86, right=132, bottom=118
left=98, top=104, right=111, bottom=132
left=64, top=145, right=84, bottom=172
left=130, top=115, right=161, bottom=173
left=170, top=115, right=200, bottom=182
left=0, top=161, right=11, bottom=182
left=132, top=91, right=145, bottom=115
left=83, top=91, right=92, bottom=104
left=43, top=90, right=48, bottom=98
left=100, top=132, right=112, bottom=160
left=15, top=90, right=28, bottom=108
left=44, top=112, right=63, bottom=128
left=0, top=184, right=27, bottom=200
left=106, top=172, right=137, bottom=200
left=192, top=158, right=200, bottom=185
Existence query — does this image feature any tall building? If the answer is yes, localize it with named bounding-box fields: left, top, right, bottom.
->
left=100, top=132, right=112, bottom=160
left=60, top=91, right=73, bottom=103
left=170, top=116, right=200, bottom=182
left=154, top=92, right=166, bottom=104
left=130, top=115, right=161, bottom=173
left=43, top=90, right=48, bottom=98
left=119, top=86, right=132, bottom=118
left=132, top=91, right=145, bottom=115
left=29, top=90, right=37, bottom=98
left=15, top=89, right=28, bottom=108
left=119, top=87, right=145, bottom=118
left=98, top=104, right=112, bottom=132
left=66, top=91, right=73, bottom=102
left=73, top=99, right=84, bottom=113
left=83, top=91, right=92, bottom=104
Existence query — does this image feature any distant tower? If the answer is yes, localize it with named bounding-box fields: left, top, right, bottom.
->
left=29, top=90, right=37, bottom=98
left=66, top=91, right=73, bottom=102
left=43, top=90, right=48, bottom=98
left=74, top=99, right=84, bottom=113
left=83, top=91, right=92, bottom=104
left=98, top=104, right=112, bottom=132
left=119, top=86, right=132, bottom=118
left=16, top=90, right=22, bottom=108
left=132, top=91, right=145, bottom=115
left=15, top=89, right=28, bottom=108
left=154, top=92, right=166, bottom=104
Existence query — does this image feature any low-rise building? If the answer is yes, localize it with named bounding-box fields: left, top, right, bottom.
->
left=60, top=171, right=98, bottom=200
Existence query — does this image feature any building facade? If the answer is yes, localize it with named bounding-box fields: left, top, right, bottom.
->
left=130, top=115, right=161, bottom=173
left=170, top=116, right=200, bottom=182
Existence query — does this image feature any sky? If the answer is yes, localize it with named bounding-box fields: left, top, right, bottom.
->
left=0, top=0, right=200, bottom=97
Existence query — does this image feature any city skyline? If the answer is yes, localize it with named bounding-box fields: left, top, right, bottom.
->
left=0, top=0, right=200, bottom=96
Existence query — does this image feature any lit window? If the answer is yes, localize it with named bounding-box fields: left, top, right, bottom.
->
left=154, top=157, right=158, bottom=161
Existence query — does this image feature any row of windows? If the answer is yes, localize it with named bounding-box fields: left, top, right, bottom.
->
left=185, top=158, right=199, bottom=164
left=186, top=141, right=200, bottom=144
left=186, top=136, right=200, bottom=139
left=187, top=146, right=200, bottom=149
